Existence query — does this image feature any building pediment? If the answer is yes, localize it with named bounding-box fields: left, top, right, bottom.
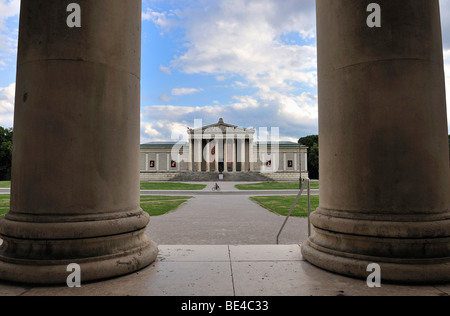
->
left=188, top=118, right=255, bottom=136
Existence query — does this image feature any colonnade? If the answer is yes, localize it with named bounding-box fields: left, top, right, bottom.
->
left=0, top=0, right=448, bottom=285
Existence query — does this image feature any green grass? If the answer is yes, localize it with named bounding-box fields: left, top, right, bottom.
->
left=0, top=195, right=192, bottom=218
left=140, top=182, right=206, bottom=190
left=250, top=195, right=319, bottom=217
left=0, top=181, right=11, bottom=188
left=140, top=196, right=192, bottom=216
left=236, top=181, right=319, bottom=190
left=0, top=195, right=10, bottom=218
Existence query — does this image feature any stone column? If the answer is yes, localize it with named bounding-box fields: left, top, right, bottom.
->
left=0, top=0, right=158, bottom=284
left=223, top=139, right=228, bottom=173
left=188, top=137, right=193, bottom=171
left=239, top=136, right=246, bottom=172
left=214, top=138, right=219, bottom=172
left=232, top=139, right=237, bottom=172
left=293, top=152, right=298, bottom=172
left=156, top=153, right=160, bottom=171
left=195, top=138, right=202, bottom=172
left=302, top=0, right=450, bottom=284
left=206, top=141, right=211, bottom=172
left=249, top=137, right=255, bottom=172
left=303, top=151, right=308, bottom=173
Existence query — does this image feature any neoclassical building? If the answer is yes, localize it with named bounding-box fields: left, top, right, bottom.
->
left=140, top=118, right=308, bottom=181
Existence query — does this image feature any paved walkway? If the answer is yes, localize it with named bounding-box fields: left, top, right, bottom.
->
left=146, top=181, right=309, bottom=245
left=1, top=182, right=449, bottom=296
left=1, top=245, right=449, bottom=297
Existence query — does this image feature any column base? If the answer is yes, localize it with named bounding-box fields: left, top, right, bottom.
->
left=301, top=240, right=450, bottom=285
left=0, top=210, right=158, bottom=285
left=302, top=208, right=450, bottom=284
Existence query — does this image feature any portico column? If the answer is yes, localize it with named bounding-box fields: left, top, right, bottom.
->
left=0, top=0, right=158, bottom=284
left=195, top=138, right=202, bottom=172
left=302, top=0, right=450, bottom=284
left=239, top=136, right=246, bottom=172
left=223, top=139, right=228, bottom=173
left=232, top=139, right=237, bottom=172
left=249, top=137, right=255, bottom=172
left=188, top=137, right=193, bottom=171
left=206, top=141, right=211, bottom=172
left=215, top=138, right=219, bottom=172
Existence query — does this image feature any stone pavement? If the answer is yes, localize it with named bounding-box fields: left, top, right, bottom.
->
left=145, top=182, right=309, bottom=245
left=0, top=182, right=449, bottom=296
left=1, top=245, right=449, bottom=296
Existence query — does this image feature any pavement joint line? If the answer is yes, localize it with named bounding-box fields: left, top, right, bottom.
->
left=228, top=245, right=236, bottom=296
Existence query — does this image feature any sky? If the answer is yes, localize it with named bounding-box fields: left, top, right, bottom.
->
left=0, top=0, right=450, bottom=144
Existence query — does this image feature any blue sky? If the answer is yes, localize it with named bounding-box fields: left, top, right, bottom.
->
left=1, top=0, right=450, bottom=143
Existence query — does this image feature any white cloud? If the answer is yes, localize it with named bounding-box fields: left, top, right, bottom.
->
left=159, top=65, right=172, bottom=75
left=215, top=75, right=226, bottom=82
left=158, top=94, right=171, bottom=102
left=143, top=0, right=318, bottom=141
left=0, top=82, right=15, bottom=128
left=171, top=87, right=204, bottom=96
left=169, top=0, right=317, bottom=92
left=0, top=0, right=20, bottom=55
left=140, top=88, right=318, bottom=143
left=142, top=8, right=172, bottom=29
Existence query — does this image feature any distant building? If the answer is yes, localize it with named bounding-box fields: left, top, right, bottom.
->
left=140, top=118, right=308, bottom=181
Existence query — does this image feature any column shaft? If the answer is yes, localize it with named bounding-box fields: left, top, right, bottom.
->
left=0, top=0, right=157, bottom=284
left=206, top=141, right=211, bottom=172
left=188, top=137, right=193, bottom=171
left=224, top=139, right=228, bottom=173
left=302, top=0, right=450, bottom=284
left=232, top=139, right=237, bottom=172
left=249, top=138, right=255, bottom=171
left=215, top=139, right=219, bottom=172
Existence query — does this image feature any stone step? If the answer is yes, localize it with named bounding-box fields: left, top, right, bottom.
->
left=170, top=172, right=274, bottom=182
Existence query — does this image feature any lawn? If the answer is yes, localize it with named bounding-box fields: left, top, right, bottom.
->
left=140, top=182, right=206, bottom=190
left=0, top=195, right=10, bottom=218
left=236, top=181, right=319, bottom=190
left=0, top=181, right=205, bottom=190
left=0, top=181, right=11, bottom=188
left=0, top=195, right=192, bottom=218
left=140, top=196, right=192, bottom=216
left=250, top=195, right=319, bottom=217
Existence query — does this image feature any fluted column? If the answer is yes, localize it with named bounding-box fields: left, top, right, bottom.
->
left=214, top=138, right=219, bottom=172
left=0, top=0, right=158, bottom=284
left=206, top=141, right=211, bottom=172
left=302, top=0, right=450, bottom=284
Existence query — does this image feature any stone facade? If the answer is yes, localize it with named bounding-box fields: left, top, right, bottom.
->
left=140, top=119, right=308, bottom=181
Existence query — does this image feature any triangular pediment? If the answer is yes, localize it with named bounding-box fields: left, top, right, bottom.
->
left=189, top=118, right=254, bottom=135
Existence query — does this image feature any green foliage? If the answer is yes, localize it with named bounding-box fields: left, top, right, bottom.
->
left=0, top=127, right=13, bottom=181
left=299, top=135, right=319, bottom=179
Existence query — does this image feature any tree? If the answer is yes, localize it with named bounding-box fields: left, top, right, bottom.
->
left=0, top=127, right=13, bottom=181
left=299, top=135, right=319, bottom=180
